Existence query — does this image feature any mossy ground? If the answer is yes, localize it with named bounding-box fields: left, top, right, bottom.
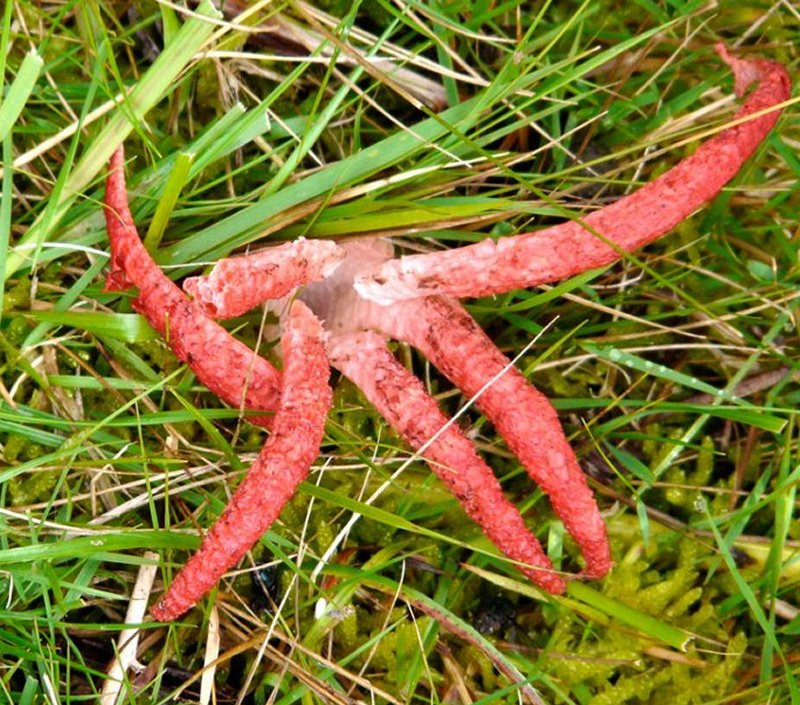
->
left=1, top=1, right=798, bottom=703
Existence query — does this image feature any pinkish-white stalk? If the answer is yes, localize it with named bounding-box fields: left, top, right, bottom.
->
left=150, top=301, right=331, bottom=620
left=379, top=296, right=612, bottom=579
left=328, top=331, right=566, bottom=593
left=183, top=238, right=345, bottom=318
left=354, top=45, right=790, bottom=303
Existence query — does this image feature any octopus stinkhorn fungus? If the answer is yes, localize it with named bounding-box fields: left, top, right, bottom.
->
left=103, top=45, right=789, bottom=620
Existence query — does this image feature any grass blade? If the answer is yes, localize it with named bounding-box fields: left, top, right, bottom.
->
left=0, top=50, right=43, bottom=141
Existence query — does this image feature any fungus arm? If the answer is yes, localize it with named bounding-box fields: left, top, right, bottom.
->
left=355, top=46, right=791, bottom=303
left=380, top=296, right=611, bottom=578
left=183, top=238, right=345, bottom=319
left=151, top=301, right=331, bottom=620
left=328, top=331, right=565, bottom=593
left=105, top=147, right=282, bottom=418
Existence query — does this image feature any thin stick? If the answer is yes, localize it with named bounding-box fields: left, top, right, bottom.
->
left=100, top=552, right=159, bottom=705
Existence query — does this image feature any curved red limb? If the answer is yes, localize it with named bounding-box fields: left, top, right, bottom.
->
left=151, top=301, right=332, bottom=621
left=355, top=45, right=791, bottom=303
left=381, top=296, right=612, bottom=579
left=105, top=147, right=282, bottom=420
left=328, top=331, right=566, bottom=593
left=183, top=237, right=345, bottom=319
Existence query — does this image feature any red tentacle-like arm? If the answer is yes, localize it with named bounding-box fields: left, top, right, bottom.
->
left=183, top=238, right=345, bottom=319
left=104, top=147, right=283, bottom=421
left=354, top=45, right=791, bottom=303
left=379, top=297, right=611, bottom=579
left=151, top=301, right=331, bottom=621
left=328, top=331, right=566, bottom=593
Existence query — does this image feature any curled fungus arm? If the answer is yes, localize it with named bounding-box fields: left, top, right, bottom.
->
left=104, top=147, right=282, bottom=420
left=183, top=238, right=345, bottom=319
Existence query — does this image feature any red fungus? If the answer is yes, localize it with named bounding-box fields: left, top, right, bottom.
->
left=151, top=301, right=331, bottom=621
left=302, top=239, right=611, bottom=582
left=103, top=44, right=790, bottom=612
left=354, top=45, right=791, bottom=303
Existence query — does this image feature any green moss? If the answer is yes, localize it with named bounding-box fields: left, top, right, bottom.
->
left=588, top=671, right=656, bottom=705
left=663, top=435, right=715, bottom=510
left=3, top=433, right=58, bottom=505
left=8, top=466, right=58, bottom=506
left=335, top=606, right=360, bottom=651
left=3, top=434, right=28, bottom=464
left=331, top=380, right=396, bottom=445
left=544, top=524, right=759, bottom=703
left=314, top=520, right=335, bottom=555
left=3, top=316, right=31, bottom=346
left=359, top=613, right=433, bottom=681
left=2, top=278, right=31, bottom=312
left=461, top=645, right=500, bottom=692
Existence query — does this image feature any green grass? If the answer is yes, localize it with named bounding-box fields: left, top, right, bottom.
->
left=2, top=1, right=799, bottom=703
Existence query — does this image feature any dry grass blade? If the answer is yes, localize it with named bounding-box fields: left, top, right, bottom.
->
left=100, top=552, right=159, bottom=705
